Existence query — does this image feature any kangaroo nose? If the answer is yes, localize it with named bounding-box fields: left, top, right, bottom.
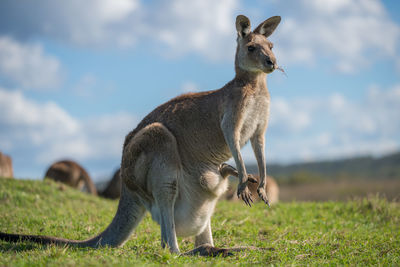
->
left=266, top=58, right=273, bottom=65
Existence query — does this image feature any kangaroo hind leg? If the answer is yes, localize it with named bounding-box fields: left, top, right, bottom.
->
left=151, top=163, right=180, bottom=253
left=147, top=126, right=181, bottom=253
left=122, top=122, right=182, bottom=254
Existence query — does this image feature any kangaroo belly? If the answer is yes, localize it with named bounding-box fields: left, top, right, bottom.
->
left=174, top=172, right=227, bottom=237
left=174, top=197, right=218, bottom=237
left=148, top=196, right=218, bottom=238
left=149, top=170, right=224, bottom=238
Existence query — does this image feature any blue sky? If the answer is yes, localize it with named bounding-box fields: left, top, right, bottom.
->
left=0, top=0, right=399, bottom=181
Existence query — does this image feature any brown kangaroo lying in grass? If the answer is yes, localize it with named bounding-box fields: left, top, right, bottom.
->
left=0, top=15, right=281, bottom=256
left=44, top=160, right=97, bottom=195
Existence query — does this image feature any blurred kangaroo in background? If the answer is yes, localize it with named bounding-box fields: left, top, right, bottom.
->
left=44, top=160, right=97, bottom=195
left=0, top=151, right=13, bottom=178
left=100, top=169, right=122, bottom=199
left=0, top=15, right=281, bottom=256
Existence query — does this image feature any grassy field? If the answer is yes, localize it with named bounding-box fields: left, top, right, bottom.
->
left=1, top=178, right=399, bottom=266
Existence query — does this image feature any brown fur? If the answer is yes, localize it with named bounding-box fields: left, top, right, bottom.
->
left=100, top=169, right=122, bottom=199
left=44, top=160, right=97, bottom=195
left=0, top=151, right=13, bottom=178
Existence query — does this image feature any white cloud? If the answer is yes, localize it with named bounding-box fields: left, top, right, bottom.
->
left=0, top=0, right=398, bottom=67
left=0, top=0, right=238, bottom=60
left=0, top=37, right=63, bottom=90
left=81, top=112, right=138, bottom=159
left=145, top=0, right=238, bottom=60
left=0, top=88, right=137, bottom=178
left=272, top=0, right=400, bottom=73
left=37, top=112, right=138, bottom=164
left=265, top=84, right=400, bottom=163
left=0, top=0, right=139, bottom=47
left=0, top=89, right=79, bottom=146
left=269, top=98, right=311, bottom=132
left=325, top=85, right=400, bottom=137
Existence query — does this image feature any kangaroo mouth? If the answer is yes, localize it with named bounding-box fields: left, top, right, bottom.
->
left=263, top=64, right=275, bottom=73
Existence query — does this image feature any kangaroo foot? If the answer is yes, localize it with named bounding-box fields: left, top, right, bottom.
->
left=183, top=244, right=234, bottom=257
left=183, top=244, right=272, bottom=257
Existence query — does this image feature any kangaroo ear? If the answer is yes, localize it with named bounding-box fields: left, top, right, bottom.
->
left=236, top=15, right=251, bottom=38
left=254, top=16, right=281, bottom=38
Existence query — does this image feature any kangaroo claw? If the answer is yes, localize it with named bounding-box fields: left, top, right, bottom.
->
left=237, top=183, right=253, bottom=207
left=257, top=187, right=270, bottom=207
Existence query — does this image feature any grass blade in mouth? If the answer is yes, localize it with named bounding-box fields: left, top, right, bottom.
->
left=276, top=66, right=287, bottom=77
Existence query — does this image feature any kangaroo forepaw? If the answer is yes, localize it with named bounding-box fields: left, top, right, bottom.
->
left=237, top=183, right=253, bottom=207
left=257, top=187, right=270, bottom=207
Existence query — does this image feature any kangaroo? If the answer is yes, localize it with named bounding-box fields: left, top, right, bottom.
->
left=0, top=151, right=13, bottom=178
left=0, top=15, right=281, bottom=256
left=99, top=168, right=122, bottom=199
left=44, top=160, right=97, bottom=195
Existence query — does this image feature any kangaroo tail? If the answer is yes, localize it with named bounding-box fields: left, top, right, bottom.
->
left=0, top=183, right=146, bottom=248
left=0, top=232, right=83, bottom=246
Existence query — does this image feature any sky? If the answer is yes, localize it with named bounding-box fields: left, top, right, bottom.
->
left=0, top=0, right=399, bottom=181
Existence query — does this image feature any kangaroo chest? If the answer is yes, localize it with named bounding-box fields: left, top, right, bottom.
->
left=239, top=94, right=270, bottom=147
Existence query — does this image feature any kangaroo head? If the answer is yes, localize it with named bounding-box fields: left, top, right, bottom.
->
left=235, top=15, right=281, bottom=74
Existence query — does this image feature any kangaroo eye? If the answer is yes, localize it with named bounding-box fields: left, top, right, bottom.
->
left=247, top=46, right=255, bottom=52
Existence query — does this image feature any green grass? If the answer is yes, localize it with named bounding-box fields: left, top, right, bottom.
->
left=1, top=178, right=399, bottom=266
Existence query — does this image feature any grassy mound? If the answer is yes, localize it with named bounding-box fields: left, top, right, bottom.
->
left=1, top=178, right=399, bottom=266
